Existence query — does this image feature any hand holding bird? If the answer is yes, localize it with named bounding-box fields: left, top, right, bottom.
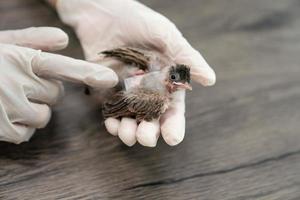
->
left=56, top=0, right=216, bottom=147
left=87, top=47, right=193, bottom=147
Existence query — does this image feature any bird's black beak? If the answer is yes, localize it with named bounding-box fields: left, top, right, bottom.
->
left=174, top=82, right=193, bottom=90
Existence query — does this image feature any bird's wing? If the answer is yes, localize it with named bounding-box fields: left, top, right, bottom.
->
left=127, top=89, right=169, bottom=121
left=101, top=47, right=150, bottom=71
left=102, top=89, right=169, bottom=122
left=102, top=91, right=132, bottom=119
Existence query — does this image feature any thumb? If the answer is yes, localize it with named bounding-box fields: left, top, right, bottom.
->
left=148, top=19, right=216, bottom=86
left=0, top=27, right=68, bottom=51
left=173, top=37, right=216, bottom=86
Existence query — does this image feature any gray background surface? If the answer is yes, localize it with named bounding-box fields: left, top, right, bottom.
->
left=0, top=0, right=300, bottom=199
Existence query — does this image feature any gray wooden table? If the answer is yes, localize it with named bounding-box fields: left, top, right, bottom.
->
left=1, top=0, right=300, bottom=199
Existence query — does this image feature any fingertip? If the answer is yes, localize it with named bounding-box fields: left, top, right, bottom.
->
left=11, top=125, right=36, bottom=144
left=207, top=68, right=216, bottom=86
left=25, top=103, right=52, bottom=129
left=136, top=120, right=160, bottom=147
left=172, top=34, right=216, bottom=86
left=85, top=67, right=119, bottom=89
left=104, top=118, right=120, bottom=136
left=27, top=27, right=69, bottom=51
left=118, top=118, right=137, bottom=146
left=106, top=68, right=119, bottom=87
left=45, top=27, right=69, bottom=51
left=192, top=66, right=216, bottom=86
left=161, top=113, right=185, bottom=146
left=34, top=104, right=52, bottom=129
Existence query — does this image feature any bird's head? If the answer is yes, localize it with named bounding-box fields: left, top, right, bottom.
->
left=165, top=64, right=192, bottom=93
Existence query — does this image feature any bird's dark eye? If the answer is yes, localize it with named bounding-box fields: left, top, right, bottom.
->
left=170, top=73, right=179, bottom=81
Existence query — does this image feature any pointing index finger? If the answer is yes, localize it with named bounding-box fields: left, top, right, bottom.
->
left=32, top=51, right=118, bottom=88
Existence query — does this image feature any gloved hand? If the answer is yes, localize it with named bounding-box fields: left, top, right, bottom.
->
left=53, top=0, right=216, bottom=147
left=0, top=27, right=118, bottom=144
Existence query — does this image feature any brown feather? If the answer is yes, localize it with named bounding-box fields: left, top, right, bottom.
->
left=101, top=47, right=150, bottom=71
left=102, top=88, right=169, bottom=122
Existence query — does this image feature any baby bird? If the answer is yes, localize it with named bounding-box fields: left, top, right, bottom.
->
left=100, top=47, right=192, bottom=122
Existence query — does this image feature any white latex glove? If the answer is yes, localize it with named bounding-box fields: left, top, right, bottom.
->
left=54, top=0, right=216, bottom=147
left=0, top=27, right=118, bottom=144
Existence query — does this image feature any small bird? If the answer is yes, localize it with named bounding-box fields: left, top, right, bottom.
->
left=98, top=47, right=192, bottom=122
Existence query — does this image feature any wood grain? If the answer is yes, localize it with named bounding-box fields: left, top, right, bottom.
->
left=0, top=0, right=300, bottom=199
